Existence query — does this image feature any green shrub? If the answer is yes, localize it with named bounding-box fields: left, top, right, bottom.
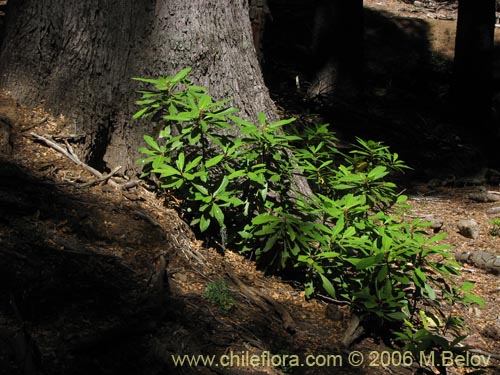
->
left=133, top=68, right=483, bottom=364
left=204, top=280, right=235, bottom=311
left=489, top=218, right=500, bottom=236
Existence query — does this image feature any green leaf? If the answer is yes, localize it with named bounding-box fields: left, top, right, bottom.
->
left=381, top=233, right=392, bottom=251
left=252, top=214, right=279, bottom=225
left=162, top=179, right=183, bottom=189
left=211, top=106, right=238, bottom=117
left=330, top=216, right=345, bottom=240
left=213, top=176, right=229, bottom=197
left=376, top=265, right=388, bottom=283
left=138, top=147, right=156, bottom=156
left=228, top=170, right=246, bottom=180
left=464, top=293, right=485, bottom=307
left=396, top=195, right=408, bottom=204
left=414, top=267, right=427, bottom=283
left=386, top=311, right=407, bottom=321
left=171, top=67, right=192, bottom=83
left=133, top=107, right=150, bottom=119
left=200, top=215, right=210, bottom=232
left=135, top=98, right=158, bottom=106
left=315, top=251, right=340, bottom=259
left=254, top=224, right=278, bottom=236
left=210, top=203, right=224, bottom=227
left=287, top=225, right=296, bottom=241
left=226, top=196, right=244, bottom=206
left=197, top=94, right=212, bottom=109
left=152, top=165, right=181, bottom=177
left=185, top=156, right=203, bottom=172
left=228, top=115, right=256, bottom=129
left=461, top=281, right=475, bottom=292
left=304, top=282, right=315, bottom=299
left=132, top=77, right=161, bottom=84
left=263, top=233, right=279, bottom=252
left=356, top=256, right=378, bottom=270
left=164, top=112, right=197, bottom=122
left=188, top=132, right=201, bottom=145
left=176, top=152, right=185, bottom=171
left=426, top=232, right=448, bottom=244
left=320, top=274, right=336, bottom=298
left=248, top=172, right=265, bottom=185
left=192, top=183, right=209, bottom=195
left=258, top=112, right=266, bottom=126
left=144, top=135, right=160, bottom=151
left=368, top=165, right=389, bottom=180
left=269, top=117, right=296, bottom=128
left=206, top=154, right=224, bottom=168
left=425, top=284, right=436, bottom=300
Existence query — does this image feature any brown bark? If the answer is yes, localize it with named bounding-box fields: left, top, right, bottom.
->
left=0, top=0, right=277, bottom=174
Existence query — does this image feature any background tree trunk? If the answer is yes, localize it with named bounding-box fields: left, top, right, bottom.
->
left=306, top=0, right=364, bottom=99
left=453, top=0, right=496, bottom=132
left=0, top=0, right=276, bottom=173
left=336, top=0, right=364, bottom=98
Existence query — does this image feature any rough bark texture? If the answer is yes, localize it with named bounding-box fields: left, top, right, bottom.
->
left=0, top=0, right=277, bottom=174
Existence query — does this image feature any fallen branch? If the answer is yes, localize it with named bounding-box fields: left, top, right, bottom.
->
left=30, top=132, right=121, bottom=189
left=122, top=179, right=141, bottom=190
left=21, top=116, right=48, bottom=132
left=52, top=133, right=85, bottom=141
left=78, top=165, right=122, bottom=188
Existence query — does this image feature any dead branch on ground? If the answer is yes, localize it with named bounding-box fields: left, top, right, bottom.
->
left=29, top=132, right=122, bottom=189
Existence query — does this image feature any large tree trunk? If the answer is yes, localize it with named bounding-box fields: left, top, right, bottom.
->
left=0, top=0, right=276, bottom=173
left=453, top=0, right=496, bottom=132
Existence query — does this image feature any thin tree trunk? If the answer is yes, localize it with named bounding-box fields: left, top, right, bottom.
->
left=307, top=0, right=364, bottom=99
left=336, top=0, right=364, bottom=97
left=454, top=0, right=496, bottom=131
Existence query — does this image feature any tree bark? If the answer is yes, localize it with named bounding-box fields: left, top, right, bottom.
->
left=453, top=0, right=496, bottom=131
left=0, top=0, right=276, bottom=173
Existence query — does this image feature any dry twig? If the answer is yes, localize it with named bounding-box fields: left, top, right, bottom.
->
left=30, top=132, right=122, bottom=189
left=78, top=165, right=122, bottom=188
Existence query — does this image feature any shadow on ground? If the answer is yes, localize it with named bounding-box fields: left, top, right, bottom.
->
left=263, top=3, right=500, bottom=182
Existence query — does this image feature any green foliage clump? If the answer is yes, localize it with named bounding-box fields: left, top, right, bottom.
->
left=489, top=218, right=500, bottom=236
left=204, top=280, right=235, bottom=311
left=133, top=68, right=484, bottom=362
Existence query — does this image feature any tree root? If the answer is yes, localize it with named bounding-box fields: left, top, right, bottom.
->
left=340, top=314, right=364, bottom=348
left=224, top=263, right=296, bottom=334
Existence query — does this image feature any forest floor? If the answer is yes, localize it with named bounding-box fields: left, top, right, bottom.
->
left=1, top=91, right=499, bottom=375
left=1, top=1, right=500, bottom=375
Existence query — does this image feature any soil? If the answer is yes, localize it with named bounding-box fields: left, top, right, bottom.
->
left=0, top=1, right=499, bottom=375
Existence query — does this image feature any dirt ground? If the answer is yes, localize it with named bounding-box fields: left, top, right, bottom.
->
left=1, top=95, right=499, bottom=375
left=1, top=1, right=500, bottom=375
